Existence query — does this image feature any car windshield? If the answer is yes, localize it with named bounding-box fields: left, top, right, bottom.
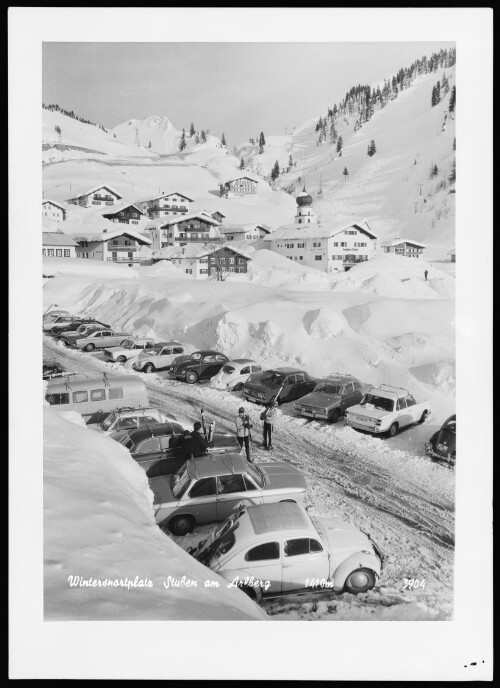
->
left=171, top=465, right=191, bottom=499
left=100, top=413, right=117, bottom=432
left=260, top=371, right=285, bottom=388
left=222, top=365, right=235, bottom=374
left=122, top=340, right=135, bottom=349
left=361, top=394, right=394, bottom=412
left=246, top=462, right=265, bottom=488
left=315, top=383, right=343, bottom=395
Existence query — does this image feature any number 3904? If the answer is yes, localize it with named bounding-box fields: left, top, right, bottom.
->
left=403, top=578, right=426, bottom=590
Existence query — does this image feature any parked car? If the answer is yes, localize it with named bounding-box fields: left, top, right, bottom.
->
left=170, top=350, right=229, bottom=384
left=344, top=385, right=431, bottom=437
left=242, top=368, right=317, bottom=405
left=45, top=375, right=149, bottom=424
left=152, top=453, right=308, bottom=535
left=103, top=337, right=156, bottom=363
left=43, top=315, right=80, bottom=333
left=67, top=328, right=132, bottom=352
left=425, top=414, right=456, bottom=464
left=116, top=423, right=240, bottom=478
left=294, top=374, right=370, bottom=423
left=61, top=323, right=111, bottom=346
left=51, top=319, right=110, bottom=339
left=191, top=501, right=383, bottom=600
left=210, top=359, right=263, bottom=392
left=43, top=309, right=69, bottom=323
left=132, top=341, right=196, bottom=373
left=43, top=361, right=77, bottom=380
left=92, top=407, right=188, bottom=436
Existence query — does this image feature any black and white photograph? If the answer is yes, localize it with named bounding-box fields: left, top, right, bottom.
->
left=9, top=7, right=492, bottom=681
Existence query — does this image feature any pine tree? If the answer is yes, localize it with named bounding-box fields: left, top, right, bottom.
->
left=453, top=137, right=456, bottom=151
left=179, top=128, right=187, bottom=151
left=148, top=141, right=152, bottom=148
left=430, top=164, right=439, bottom=177
left=195, top=133, right=200, bottom=144
left=259, top=132, right=266, bottom=153
left=336, top=136, right=343, bottom=155
left=200, top=130, right=206, bottom=143
left=449, top=159, right=456, bottom=184
left=367, top=140, right=377, bottom=157
left=343, top=167, right=349, bottom=181
left=239, top=156, right=245, bottom=170
left=449, top=85, right=456, bottom=113
left=271, top=161, right=280, bottom=181
left=189, top=122, right=195, bottom=137
left=221, top=133, right=226, bottom=147
left=330, top=122, right=338, bottom=143
left=54, top=125, right=61, bottom=139
left=288, top=154, right=293, bottom=169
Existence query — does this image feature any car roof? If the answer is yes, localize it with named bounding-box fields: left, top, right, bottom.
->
left=188, top=452, right=248, bottom=479
left=227, top=359, right=254, bottom=365
left=153, top=341, right=182, bottom=348
left=266, top=367, right=303, bottom=374
left=247, top=502, right=310, bottom=535
left=320, top=375, right=358, bottom=384
left=193, top=350, right=224, bottom=356
left=126, top=423, right=176, bottom=443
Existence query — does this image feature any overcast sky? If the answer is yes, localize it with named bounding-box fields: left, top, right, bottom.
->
left=43, top=42, right=454, bottom=144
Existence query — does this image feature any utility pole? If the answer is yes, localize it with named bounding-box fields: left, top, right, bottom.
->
left=418, top=183, right=424, bottom=196
left=414, top=201, right=418, bottom=214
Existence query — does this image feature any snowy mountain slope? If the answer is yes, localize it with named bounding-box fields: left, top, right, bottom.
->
left=44, top=406, right=265, bottom=620
left=240, top=68, right=456, bottom=258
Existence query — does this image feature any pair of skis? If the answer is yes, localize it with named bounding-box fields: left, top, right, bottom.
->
left=200, top=408, right=215, bottom=443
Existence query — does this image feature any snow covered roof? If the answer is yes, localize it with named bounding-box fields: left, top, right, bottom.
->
left=42, top=199, right=67, bottom=212
left=135, top=191, right=194, bottom=204
left=144, top=212, right=221, bottom=230
left=381, top=239, right=427, bottom=248
left=69, top=228, right=152, bottom=245
left=218, top=223, right=271, bottom=235
left=66, top=184, right=123, bottom=201
left=42, top=232, right=78, bottom=247
left=265, top=219, right=377, bottom=241
left=152, top=243, right=252, bottom=261
left=101, top=202, right=144, bottom=217
left=222, top=175, right=259, bottom=185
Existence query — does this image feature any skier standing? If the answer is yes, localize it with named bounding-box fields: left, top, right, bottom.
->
left=261, top=399, right=278, bottom=450
left=235, top=407, right=252, bottom=462
left=424, top=269, right=428, bottom=281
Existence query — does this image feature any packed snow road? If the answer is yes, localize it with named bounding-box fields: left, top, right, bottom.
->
left=44, top=337, right=455, bottom=620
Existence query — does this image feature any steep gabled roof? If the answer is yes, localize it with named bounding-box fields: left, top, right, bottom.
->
left=66, top=184, right=123, bottom=201
left=222, top=175, right=259, bottom=185
left=152, top=243, right=252, bottom=261
left=101, top=202, right=145, bottom=217
left=381, top=238, right=426, bottom=248
left=42, top=199, right=67, bottom=212
left=144, top=212, right=221, bottom=230
left=69, top=228, right=152, bottom=245
left=265, top=219, right=377, bottom=241
left=42, top=232, right=78, bottom=247
left=218, top=223, right=271, bottom=235
left=135, top=191, right=194, bottom=204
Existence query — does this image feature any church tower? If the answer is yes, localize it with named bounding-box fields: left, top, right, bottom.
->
left=294, top=187, right=315, bottom=224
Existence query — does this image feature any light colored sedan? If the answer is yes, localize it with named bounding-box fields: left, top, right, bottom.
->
left=210, top=359, right=263, bottom=391
left=103, top=337, right=156, bottom=363
left=132, top=341, right=196, bottom=373
left=67, top=328, right=132, bottom=352
left=192, top=501, right=383, bottom=601
left=152, top=453, right=308, bottom=535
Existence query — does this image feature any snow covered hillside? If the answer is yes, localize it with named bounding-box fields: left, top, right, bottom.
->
left=44, top=406, right=265, bottom=620
left=239, top=68, right=456, bottom=258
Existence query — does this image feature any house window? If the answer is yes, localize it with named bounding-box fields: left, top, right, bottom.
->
left=229, top=258, right=234, bottom=264
left=313, top=242, right=322, bottom=247
left=47, top=249, right=54, bottom=256
left=315, top=255, right=322, bottom=261
left=341, top=242, right=347, bottom=247
left=333, top=242, right=339, bottom=247
left=200, top=269, right=208, bottom=274
left=56, top=249, right=62, bottom=257
left=297, top=243, right=305, bottom=248
left=42, top=249, right=46, bottom=256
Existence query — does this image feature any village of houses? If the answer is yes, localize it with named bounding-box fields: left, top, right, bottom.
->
left=42, top=175, right=452, bottom=279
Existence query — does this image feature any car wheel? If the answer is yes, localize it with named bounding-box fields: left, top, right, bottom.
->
left=168, top=515, right=195, bottom=536
left=418, top=410, right=429, bottom=424
left=344, top=568, right=376, bottom=594
left=143, top=362, right=155, bottom=373
left=330, top=408, right=341, bottom=423
left=84, top=343, right=95, bottom=352
left=186, top=371, right=198, bottom=384
left=116, top=355, right=127, bottom=363
left=387, top=423, right=398, bottom=438
left=239, top=585, right=263, bottom=603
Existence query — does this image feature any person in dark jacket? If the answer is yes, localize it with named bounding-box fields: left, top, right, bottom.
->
left=424, top=269, right=428, bottom=281
left=182, top=430, right=199, bottom=460
left=190, top=421, right=208, bottom=456
left=262, top=399, right=278, bottom=450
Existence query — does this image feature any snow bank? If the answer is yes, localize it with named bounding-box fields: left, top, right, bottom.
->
left=43, top=257, right=140, bottom=279
left=44, top=407, right=265, bottom=620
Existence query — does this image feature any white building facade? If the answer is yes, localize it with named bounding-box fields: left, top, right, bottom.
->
left=381, top=239, right=426, bottom=258
left=42, top=200, right=67, bottom=222
left=135, top=192, right=193, bottom=219
left=67, top=185, right=123, bottom=208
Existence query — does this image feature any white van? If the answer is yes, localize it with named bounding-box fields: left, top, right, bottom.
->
left=45, top=374, right=149, bottom=424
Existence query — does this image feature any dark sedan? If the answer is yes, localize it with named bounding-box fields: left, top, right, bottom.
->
left=425, top=414, right=456, bottom=464
left=169, top=350, right=229, bottom=384
left=50, top=319, right=110, bottom=339
left=114, top=421, right=240, bottom=477
left=242, top=367, right=317, bottom=405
